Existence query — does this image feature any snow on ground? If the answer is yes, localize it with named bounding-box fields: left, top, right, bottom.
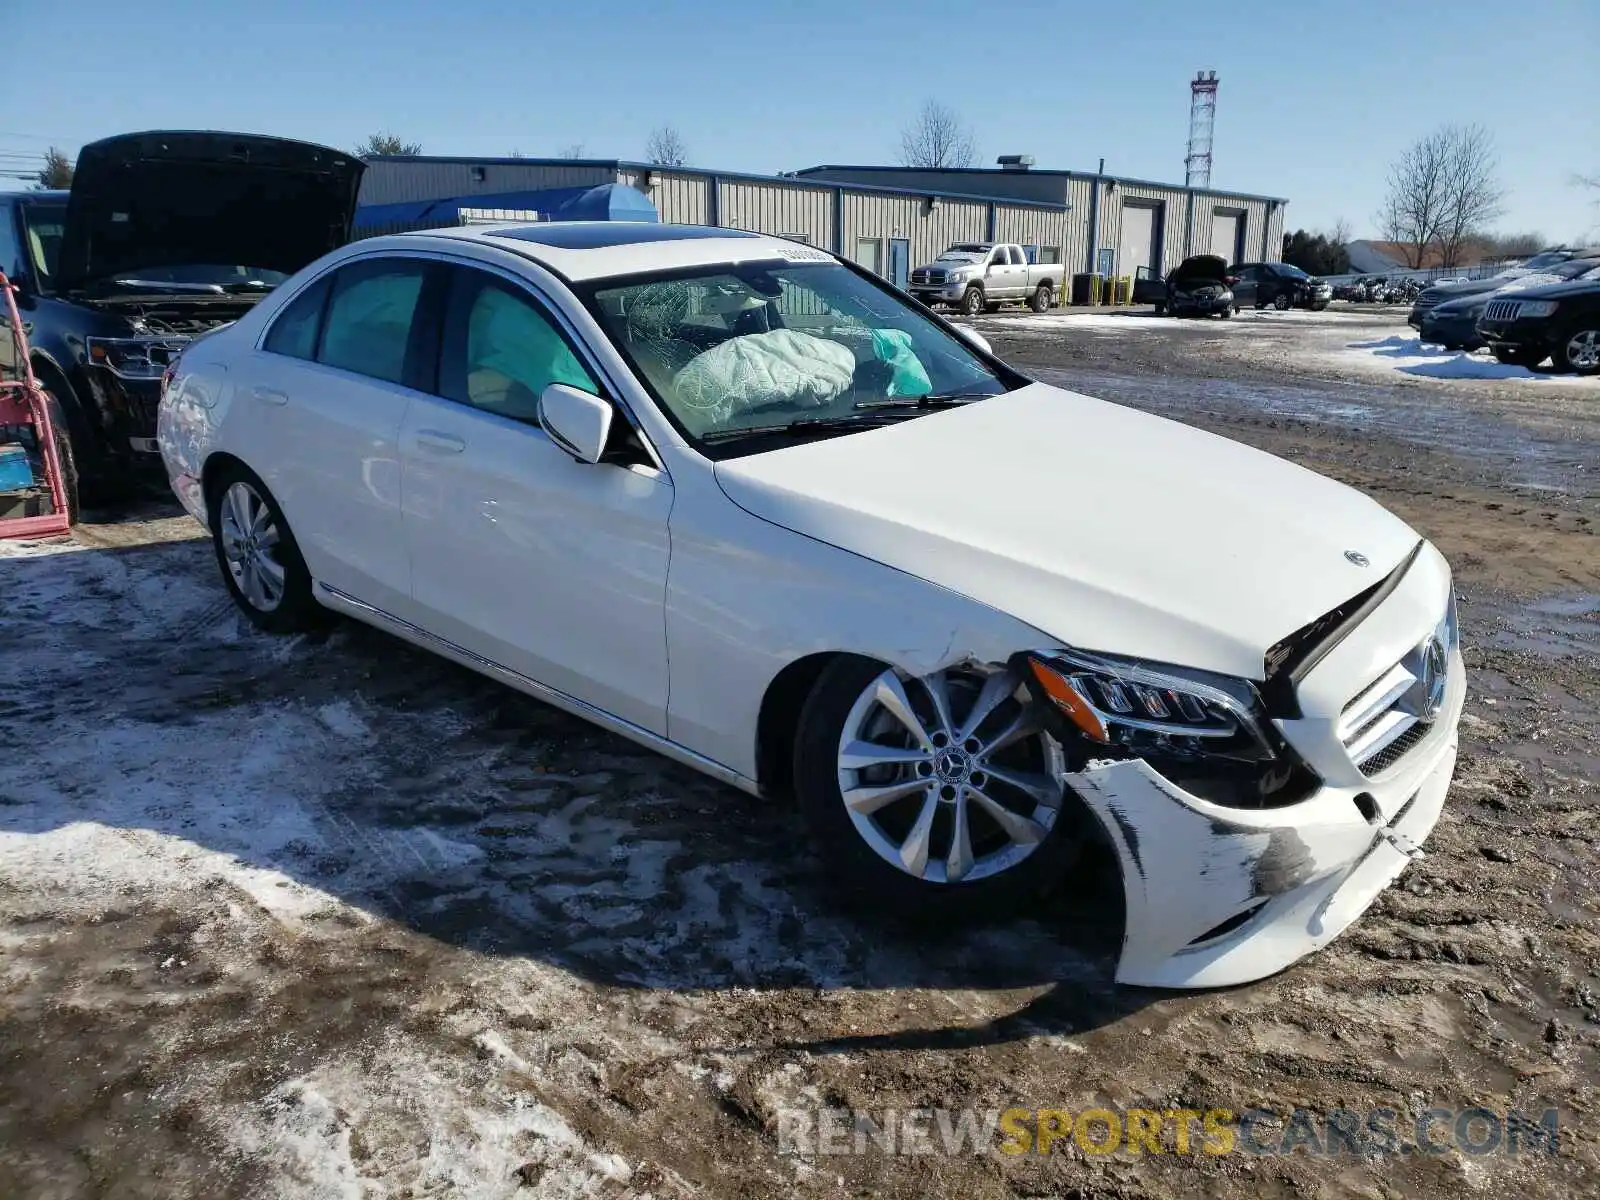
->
left=1326, top=334, right=1600, bottom=387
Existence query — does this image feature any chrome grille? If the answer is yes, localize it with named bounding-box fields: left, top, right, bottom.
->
left=910, top=269, right=946, bottom=286
left=1483, top=299, right=1524, bottom=322
left=1338, top=595, right=1457, bottom=776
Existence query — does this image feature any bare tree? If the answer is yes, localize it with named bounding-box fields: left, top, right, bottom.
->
left=898, top=100, right=976, bottom=169
left=354, top=132, right=422, bottom=157
left=557, top=143, right=587, bottom=160
left=1436, top=124, right=1504, bottom=268
left=1379, top=125, right=1503, bottom=268
left=644, top=127, right=688, bottom=168
left=36, top=146, right=73, bottom=189
left=1329, top=217, right=1353, bottom=248
left=1378, top=130, right=1451, bottom=267
left=508, top=149, right=526, bottom=159
left=1479, top=231, right=1548, bottom=258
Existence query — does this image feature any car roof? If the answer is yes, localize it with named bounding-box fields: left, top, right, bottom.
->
left=395, top=221, right=834, bottom=282
left=0, top=189, right=68, bottom=202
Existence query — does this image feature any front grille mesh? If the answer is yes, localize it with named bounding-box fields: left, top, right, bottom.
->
left=1358, top=724, right=1428, bottom=775
left=1483, top=299, right=1523, bottom=322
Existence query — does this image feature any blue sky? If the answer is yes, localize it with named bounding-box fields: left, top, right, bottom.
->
left=5, top=0, right=1597, bottom=241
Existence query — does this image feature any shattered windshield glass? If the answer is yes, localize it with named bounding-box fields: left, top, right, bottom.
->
left=583, top=262, right=1012, bottom=448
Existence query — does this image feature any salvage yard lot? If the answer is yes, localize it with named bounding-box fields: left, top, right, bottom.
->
left=2, top=305, right=1597, bottom=1199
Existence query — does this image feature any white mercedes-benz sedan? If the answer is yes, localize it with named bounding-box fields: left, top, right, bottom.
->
left=158, top=222, right=1463, bottom=988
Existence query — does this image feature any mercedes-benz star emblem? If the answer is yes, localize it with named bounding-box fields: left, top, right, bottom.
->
left=1345, top=550, right=1371, bottom=567
left=1419, top=636, right=1448, bottom=722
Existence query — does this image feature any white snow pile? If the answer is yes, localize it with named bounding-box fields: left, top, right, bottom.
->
left=1332, top=335, right=1600, bottom=386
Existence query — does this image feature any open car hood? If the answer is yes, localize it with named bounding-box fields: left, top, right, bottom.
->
left=57, top=131, right=364, bottom=292
left=1167, top=254, right=1230, bottom=286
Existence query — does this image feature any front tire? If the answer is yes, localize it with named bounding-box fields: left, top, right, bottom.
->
left=1029, top=282, right=1052, bottom=313
left=206, top=463, right=324, bottom=633
left=1553, top=328, right=1600, bottom=375
left=38, top=392, right=81, bottom=526
left=793, top=656, right=1084, bottom=922
left=960, top=286, right=985, bottom=317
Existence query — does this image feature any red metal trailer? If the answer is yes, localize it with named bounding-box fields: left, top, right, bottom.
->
left=0, top=270, right=74, bottom=538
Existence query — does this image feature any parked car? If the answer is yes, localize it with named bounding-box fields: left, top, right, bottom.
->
left=1476, top=275, right=1600, bottom=373
left=1420, top=260, right=1600, bottom=351
left=1229, top=261, right=1332, bottom=311
left=1408, top=247, right=1600, bottom=328
left=908, top=243, right=1065, bottom=315
left=1160, top=254, right=1235, bottom=318
left=159, top=221, right=1465, bottom=990
left=1420, top=294, right=1489, bottom=352
left=0, top=131, right=363, bottom=513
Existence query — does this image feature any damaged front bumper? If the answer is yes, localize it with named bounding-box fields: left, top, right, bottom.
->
left=1062, top=542, right=1464, bottom=989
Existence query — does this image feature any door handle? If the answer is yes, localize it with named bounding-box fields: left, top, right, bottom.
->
left=251, top=386, right=288, bottom=406
left=414, top=430, right=466, bottom=455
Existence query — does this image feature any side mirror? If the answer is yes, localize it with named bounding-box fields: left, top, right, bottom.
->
left=952, top=324, right=993, bottom=356
left=537, top=384, right=613, bottom=464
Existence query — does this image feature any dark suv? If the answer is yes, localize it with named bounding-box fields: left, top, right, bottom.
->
left=1475, top=277, right=1600, bottom=374
left=0, top=131, right=362, bottom=511
left=1229, top=262, right=1332, bottom=311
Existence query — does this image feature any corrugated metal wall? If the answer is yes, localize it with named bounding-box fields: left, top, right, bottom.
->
left=801, top=166, right=1067, bottom=205
left=357, top=160, right=615, bottom=205
left=718, top=178, right=833, bottom=245
left=992, top=206, right=1072, bottom=263
left=616, top=168, right=712, bottom=226
left=840, top=192, right=988, bottom=271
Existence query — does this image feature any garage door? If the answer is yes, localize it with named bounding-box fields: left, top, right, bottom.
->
left=1118, top=203, right=1158, bottom=275
left=1211, top=210, right=1245, bottom=262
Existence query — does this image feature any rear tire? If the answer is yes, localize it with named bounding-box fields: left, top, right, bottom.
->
left=1219, top=307, right=1232, bottom=319
left=960, top=286, right=985, bottom=317
left=1273, top=292, right=1292, bottom=311
left=1029, top=282, right=1052, bottom=313
left=205, top=462, right=325, bottom=633
left=1152, top=302, right=1165, bottom=315
left=793, top=656, right=1086, bottom=923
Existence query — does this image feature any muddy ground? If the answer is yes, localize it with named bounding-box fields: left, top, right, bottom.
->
left=1, top=304, right=1596, bottom=1199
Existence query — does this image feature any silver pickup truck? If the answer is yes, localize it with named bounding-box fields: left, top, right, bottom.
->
left=908, top=242, right=1066, bottom=315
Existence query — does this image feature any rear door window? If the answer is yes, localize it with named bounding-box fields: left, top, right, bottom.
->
left=317, top=259, right=429, bottom=385
left=1008, top=246, right=1026, bottom=266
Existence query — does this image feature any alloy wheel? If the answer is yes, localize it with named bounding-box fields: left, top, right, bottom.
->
left=218, top=481, right=286, bottom=613
left=835, top=665, right=1066, bottom=884
left=1565, top=329, right=1600, bottom=371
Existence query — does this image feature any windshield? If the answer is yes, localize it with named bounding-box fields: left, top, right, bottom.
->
left=16, top=201, right=287, bottom=294
left=582, top=261, right=1015, bottom=451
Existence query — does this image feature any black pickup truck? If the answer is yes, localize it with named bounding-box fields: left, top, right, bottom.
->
left=0, top=131, right=363, bottom=512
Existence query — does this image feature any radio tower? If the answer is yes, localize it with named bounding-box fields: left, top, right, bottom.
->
left=1185, top=70, right=1219, bottom=189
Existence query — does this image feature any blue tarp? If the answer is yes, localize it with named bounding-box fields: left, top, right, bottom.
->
left=352, top=183, right=658, bottom=230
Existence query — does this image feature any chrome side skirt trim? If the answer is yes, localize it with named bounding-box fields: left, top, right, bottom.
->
left=314, top=583, right=760, bottom=796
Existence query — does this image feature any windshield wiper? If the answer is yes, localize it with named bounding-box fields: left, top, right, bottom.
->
left=700, top=411, right=910, bottom=444
left=854, top=391, right=993, bottom=410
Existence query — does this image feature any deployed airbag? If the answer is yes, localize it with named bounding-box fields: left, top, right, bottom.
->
left=673, top=330, right=856, bottom=427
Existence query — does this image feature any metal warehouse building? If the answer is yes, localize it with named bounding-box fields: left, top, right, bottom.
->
left=357, top=155, right=1287, bottom=288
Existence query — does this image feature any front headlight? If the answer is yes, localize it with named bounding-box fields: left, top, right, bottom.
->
left=87, top=336, right=179, bottom=381
left=1516, top=300, right=1559, bottom=318
left=1023, top=650, right=1318, bottom=808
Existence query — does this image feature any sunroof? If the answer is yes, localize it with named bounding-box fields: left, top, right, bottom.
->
left=489, top=223, right=762, bottom=250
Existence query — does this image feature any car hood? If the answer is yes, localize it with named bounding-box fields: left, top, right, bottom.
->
left=57, top=131, right=364, bottom=292
left=713, top=384, right=1420, bottom=680
left=1493, top=276, right=1600, bottom=301
left=1167, top=255, right=1229, bottom=286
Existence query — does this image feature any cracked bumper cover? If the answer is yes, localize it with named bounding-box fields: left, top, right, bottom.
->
left=1063, top=543, right=1464, bottom=989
